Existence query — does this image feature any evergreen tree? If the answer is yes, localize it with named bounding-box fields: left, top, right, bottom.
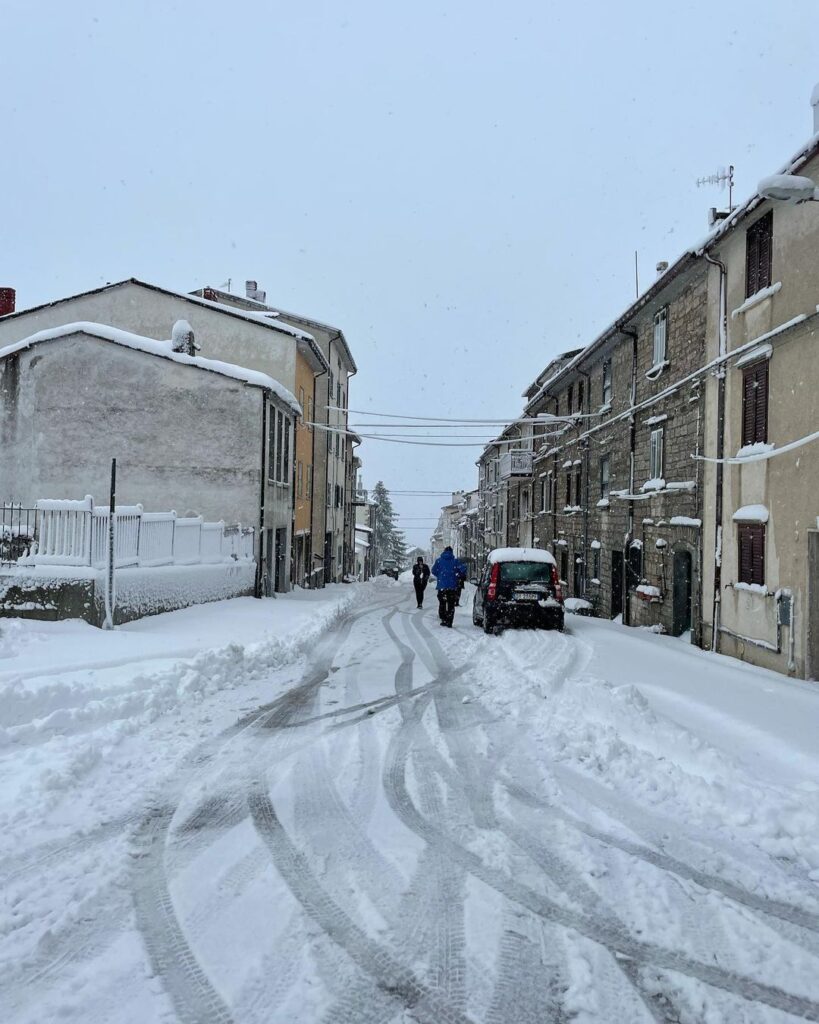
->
left=371, top=481, right=407, bottom=567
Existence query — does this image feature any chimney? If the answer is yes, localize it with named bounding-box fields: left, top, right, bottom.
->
left=245, top=279, right=267, bottom=303
left=0, top=287, right=16, bottom=317
left=812, top=83, right=819, bottom=134
left=656, top=260, right=669, bottom=277
left=707, top=206, right=730, bottom=228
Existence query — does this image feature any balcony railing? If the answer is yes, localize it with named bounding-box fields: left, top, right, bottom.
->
left=499, top=450, right=533, bottom=479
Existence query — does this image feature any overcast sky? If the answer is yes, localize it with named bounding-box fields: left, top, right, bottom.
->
left=3, top=1, right=819, bottom=548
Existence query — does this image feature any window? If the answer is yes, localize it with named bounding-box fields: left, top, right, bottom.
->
left=742, top=360, right=769, bottom=446
left=599, top=455, right=610, bottom=499
left=327, top=426, right=333, bottom=452
left=267, top=408, right=292, bottom=484
left=307, top=396, right=314, bottom=429
left=575, top=466, right=582, bottom=507
left=327, top=482, right=332, bottom=509
left=592, top=546, right=600, bottom=580
left=577, top=380, right=584, bottom=412
left=297, top=461, right=304, bottom=498
left=335, top=433, right=340, bottom=457
left=306, top=465, right=313, bottom=499
left=329, top=371, right=335, bottom=403
left=298, top=387, right=305, bottom=414
left=745, top=211, right=773, bottom=298
left=566, top=385, right=573, bottom=416
left=521, top=489, right=529, bottom=522
left=627, top=542, right=642, bottom=587
left=652, top=308, right=668, bottom=366
left=565, top=473, right=571, bottom=507
left=602, top=360, right=612, bottom=404
left=337, top=381, right=342, bottom=406
left=510, top=495, right=518, bottom=522
left=649, top=427, right=664, bottom=480
left=738, top=523, right=765, bottom=586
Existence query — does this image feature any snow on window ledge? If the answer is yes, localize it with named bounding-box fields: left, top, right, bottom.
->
left=596, top=498, right=610, bottom=509
left=644, top=413, right=668, bottom=426
left=734, top=442, right=775, bottom=459
left=645, top=360, right=670, bottom=381
left=732, top=581, right=769, bottom=596
left=732, top=504, right=769, bottom=524
left=640, top=478, right=666, bottom=492
left=635, top=584, right=662, bottom=600
left=669, top=516, right=702, bottom=528
left=590, top=540, right=602, bottom=549
left=598, top=403, right=612, bottom=415
left=590, top=577, right=601, bottom=585
left=731, top=281, right=781, bottom=319
left=735, top=343, right=773, bottom=370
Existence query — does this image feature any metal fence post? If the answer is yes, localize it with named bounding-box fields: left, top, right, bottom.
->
left=103, top=458, right=116, bottom=630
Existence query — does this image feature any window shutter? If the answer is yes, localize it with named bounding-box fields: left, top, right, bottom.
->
left=758, top=214, right=772, bottom=291
left=738, top=524, right=765, bottom=585
left=755, top=360, right=769, bottom=443
left=742, top=369, right=756, bottom=446
left=745, top=230, right=759, bottom=298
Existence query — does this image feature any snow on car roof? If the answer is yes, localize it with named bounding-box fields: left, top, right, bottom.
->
left=488, top=547, right=556, bottom=565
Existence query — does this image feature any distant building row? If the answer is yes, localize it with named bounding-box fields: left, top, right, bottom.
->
left=0, top=278, right=362, bottom=592
left=439, top=95, right=819, bottom=681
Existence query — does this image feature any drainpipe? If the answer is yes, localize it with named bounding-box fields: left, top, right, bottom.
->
left=704, top=251, right=727, bottom=652
left=312, top=362, right=328, bottom=588
left=256, top=393, right=269, bottom=598
left=580, top=370, right=591, bottom=597
left=620, top=328, right=639, bottom=625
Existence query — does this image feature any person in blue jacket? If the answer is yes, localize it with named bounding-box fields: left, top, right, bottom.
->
left=431, top=546, right=467, bottom=627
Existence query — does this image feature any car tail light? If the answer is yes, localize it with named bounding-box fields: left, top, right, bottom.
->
left=487, top=562, right=500, bottom=601
left=551, top=565, right=563, bottom=602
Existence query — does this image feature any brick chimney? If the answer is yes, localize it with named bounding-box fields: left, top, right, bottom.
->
left=0, top=287, right=15, bottom=317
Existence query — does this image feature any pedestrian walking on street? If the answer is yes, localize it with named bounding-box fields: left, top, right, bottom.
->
left=412, top=556, right=431, bottom=608
left=431, top=546, right=467, bottom=627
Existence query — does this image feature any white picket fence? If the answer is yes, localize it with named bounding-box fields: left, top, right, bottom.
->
left=22, top=496, right=254, bottom=568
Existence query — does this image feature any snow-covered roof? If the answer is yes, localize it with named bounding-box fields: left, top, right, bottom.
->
left=488, top=547, right=556, bottom=566
left=0, top=278, right=330, bottom=374
left=0, top=322, right=302, bottom=415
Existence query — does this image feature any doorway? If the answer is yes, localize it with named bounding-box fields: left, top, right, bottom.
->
left=573, top=552, right=583, bottom=597
left=672, top=549, right=692, bottom=637
left=611, top=550, right=624, bottom=619
left=274, top=528, right=287, bottom=592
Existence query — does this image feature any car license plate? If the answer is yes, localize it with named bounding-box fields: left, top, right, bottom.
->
left=515, top=592, right=538, bottom=601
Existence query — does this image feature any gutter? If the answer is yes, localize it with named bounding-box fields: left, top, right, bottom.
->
left=257, top=394, right=269, bottom=598
left=704, top=251, right=728, bottom=651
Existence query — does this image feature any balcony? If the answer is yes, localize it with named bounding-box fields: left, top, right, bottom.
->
left=499, top=449, right=533, bottom=479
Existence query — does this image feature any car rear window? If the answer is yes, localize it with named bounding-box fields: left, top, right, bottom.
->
left=499, top=562, right=553, bottom=582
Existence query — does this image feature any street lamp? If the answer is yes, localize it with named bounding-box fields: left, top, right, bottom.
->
left=758, top=173, right=819, bottom=204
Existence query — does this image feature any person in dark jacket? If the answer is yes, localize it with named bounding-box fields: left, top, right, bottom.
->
left=431, top=546, right=467, bottom=627
left=412, top=556, right=431, bottom=608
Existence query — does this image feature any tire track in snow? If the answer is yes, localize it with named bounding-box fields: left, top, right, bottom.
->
left=380, top=641, right=819, bottom=1020
left=248, top=781, right=479, bottom=1024
left=128, top=595, right=403, bottom=1024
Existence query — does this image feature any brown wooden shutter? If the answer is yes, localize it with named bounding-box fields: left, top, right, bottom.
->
left=758, top=212, right=773, bottom=291
left=738, top=524, right=765, bottom=585
left=745, top=229, right=759, bottom=298
left=755, top=360, right=769, bottom=443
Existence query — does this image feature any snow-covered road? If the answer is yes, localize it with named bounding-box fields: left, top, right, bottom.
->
left=3, top=582, right=819, bottom=1023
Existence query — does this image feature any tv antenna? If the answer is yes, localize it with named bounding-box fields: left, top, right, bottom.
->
left=696, top=164, right=735, bottom=211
